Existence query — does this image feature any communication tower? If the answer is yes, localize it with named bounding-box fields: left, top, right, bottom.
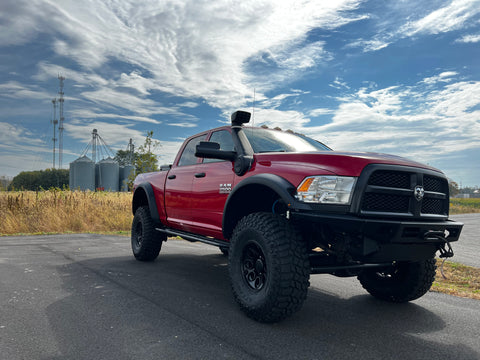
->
left=58, top=75, right=65, bottom=168
left=51, top=98, right=58, bottom=168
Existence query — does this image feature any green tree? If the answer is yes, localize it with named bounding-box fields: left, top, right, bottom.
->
left=114, top=131, right=160, bottom=190
left=136, top=131, right=160, bottom=173
left=449, top=180, right=460, bottom=197
left=115, top=131, right=160, bottom=175
left=114, top=149, right=135, bottom=167
left=8, top=169, right=69, bottom=190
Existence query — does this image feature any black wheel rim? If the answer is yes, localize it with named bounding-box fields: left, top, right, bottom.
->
left=241, top=241, right=267, bottom=291
left=134, top=221, right=143, bottom=248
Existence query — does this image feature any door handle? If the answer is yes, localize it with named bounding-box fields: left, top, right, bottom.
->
left=194, top=172, right=206, bottom=178
left=168, top=174, right=176, bottom=179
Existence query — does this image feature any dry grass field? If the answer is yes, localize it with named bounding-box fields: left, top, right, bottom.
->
left=0, top=190, right=132, bottom=235
left=432, top=259, right=480, bottom=300
left=450, top=198, right=480, bottom=214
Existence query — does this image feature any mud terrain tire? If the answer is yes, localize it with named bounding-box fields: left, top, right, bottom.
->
left=228, top=212, right=310, bottom=323
left=131, top=206, right=165, bottom=261
left=358, top=258, right=436, bottom=302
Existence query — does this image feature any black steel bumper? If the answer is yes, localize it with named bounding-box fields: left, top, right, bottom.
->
left=291, top=211, right=463, bottom=262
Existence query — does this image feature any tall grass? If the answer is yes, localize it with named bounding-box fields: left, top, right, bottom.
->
left=0, top=189, right=133, bottom=235
left=450, top=198, right=480, bottom=214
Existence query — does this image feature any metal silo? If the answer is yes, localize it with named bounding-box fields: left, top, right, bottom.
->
left=70, top=156, right=95, bottom=191
left=69, top=161, right=75, bottom=189
left=97, top=157, right=119, bottom=191
left=119, top=165, right=134, bottom=192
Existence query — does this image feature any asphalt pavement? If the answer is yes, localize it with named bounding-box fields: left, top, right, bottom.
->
left=450, top=213, right=480, bottom=268
left=0, top=219, right=479, bottom=360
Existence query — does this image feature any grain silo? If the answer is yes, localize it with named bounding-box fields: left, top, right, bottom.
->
left=69, top=130, right=135, bottom=192
left=119, top=165, right=135, bottom=191
left=97, top=157, right=119, bottom=191
left=69, top=156, right=95, bottom=191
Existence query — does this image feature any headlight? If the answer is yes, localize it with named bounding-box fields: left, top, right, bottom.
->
left=295, top=176, right=357, bottom=204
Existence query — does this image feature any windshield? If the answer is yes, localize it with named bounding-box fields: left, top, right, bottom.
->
left=244, top=128, right=331, bottom=153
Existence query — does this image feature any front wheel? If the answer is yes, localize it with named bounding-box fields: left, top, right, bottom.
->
left=228, top=212, right=310, bottom=323
left=358, top=258, right=436, bottom=302
left=131, top=206, right=165, bottom=261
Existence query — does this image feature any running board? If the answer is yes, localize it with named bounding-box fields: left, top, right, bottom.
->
left=156, top=228, right=229, bottom=248
left=311, top=262, right=392, bottom=274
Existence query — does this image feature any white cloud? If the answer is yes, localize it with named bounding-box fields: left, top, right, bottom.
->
left=0, top=81, right=51, bottom=100
left=422, top=71, right=459, bottom=84
left=252, top=108, right=311, bottom=131
left=455, top=33, right=480, bottom=43
left=309, top=108, right=335, bottom=117
left=251, top=71, right=480, bottom=174
left=2, top=0, right=367, bottom=111
left=68, top=109, right=161, bottom=124
left=0, top=122, right=44, bottom=146
left=167, top=122, right=198, bottom=128
left=400, top=0, right=480, bottom=37
left=66, top=120, right=142, bottom=148
left=305, top=75, right=480, bottom=165
left=270, top=41, right=332, bottom=69
left=347, top=39, right=390, bottom=52
left=349, top=0, right=480, bottom=53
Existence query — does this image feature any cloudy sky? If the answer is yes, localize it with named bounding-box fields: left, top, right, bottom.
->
left=1, top=0, right=479, bottom=186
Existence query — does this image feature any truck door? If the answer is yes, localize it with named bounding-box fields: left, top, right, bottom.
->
left=190, top=129, right=235, bottom=239
left=164, top=134, right=206, bottom=231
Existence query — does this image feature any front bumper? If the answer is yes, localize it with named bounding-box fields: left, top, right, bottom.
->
left=291, top=211, right=463, bottom=262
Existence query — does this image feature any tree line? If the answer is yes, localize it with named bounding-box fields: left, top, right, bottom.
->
left=8, top=169, right=69, bottom=191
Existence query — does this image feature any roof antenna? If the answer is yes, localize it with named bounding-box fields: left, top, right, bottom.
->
left=252, top=88, right=255, bottom=128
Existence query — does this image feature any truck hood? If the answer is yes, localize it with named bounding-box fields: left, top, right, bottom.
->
left=254, top=151, right=442, bottom=177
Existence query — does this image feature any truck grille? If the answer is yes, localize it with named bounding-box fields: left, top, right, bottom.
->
left=359, top=166, right=449, bottom=218
left=362, top=193, right=409, bottom=213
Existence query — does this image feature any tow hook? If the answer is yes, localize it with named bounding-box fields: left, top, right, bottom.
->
left=424, top=230, right=454, bottom=258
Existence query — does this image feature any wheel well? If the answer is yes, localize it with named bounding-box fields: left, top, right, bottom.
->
left=223, top=184, right=285, bottom=239
left=132, top=187, right=148, bottom=215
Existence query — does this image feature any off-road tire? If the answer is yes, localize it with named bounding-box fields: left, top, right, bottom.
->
left=358, top=258, right=436, bottom=302
left=228, top=212, right=310, bottom=323
left=131, top=206, right=165, bottom=261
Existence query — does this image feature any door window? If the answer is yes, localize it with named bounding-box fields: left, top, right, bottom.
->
left=203, top=130, right=235, bottom=163
left=177, top=135, right=205, bottom=166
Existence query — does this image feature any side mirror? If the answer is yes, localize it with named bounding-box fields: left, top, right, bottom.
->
left=195, top=141, right=236, bottom=161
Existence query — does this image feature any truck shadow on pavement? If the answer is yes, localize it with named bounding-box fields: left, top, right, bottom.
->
left=44, top=252, right=479, bottom=360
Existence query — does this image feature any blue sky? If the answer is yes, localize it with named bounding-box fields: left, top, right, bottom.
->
left=0, top=0, right=479, bottom=186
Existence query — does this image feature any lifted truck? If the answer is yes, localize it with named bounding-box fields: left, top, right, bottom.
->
left=131, top=110, right=463, bottom=323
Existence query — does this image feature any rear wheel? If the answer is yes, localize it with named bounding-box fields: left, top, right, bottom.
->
left=228, top=212, right=310, bottom=323
left=131, top=206, right=165, bottom=261
left=358, top=258, right=436, bottom=302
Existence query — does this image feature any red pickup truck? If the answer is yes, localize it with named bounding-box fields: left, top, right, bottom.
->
left=131, top=110, right=463, bottom=323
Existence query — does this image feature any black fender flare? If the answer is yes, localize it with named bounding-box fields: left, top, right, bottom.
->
left=222, top=174, right=307, bottom=238
left=132, top=182, right=161, bottom=225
